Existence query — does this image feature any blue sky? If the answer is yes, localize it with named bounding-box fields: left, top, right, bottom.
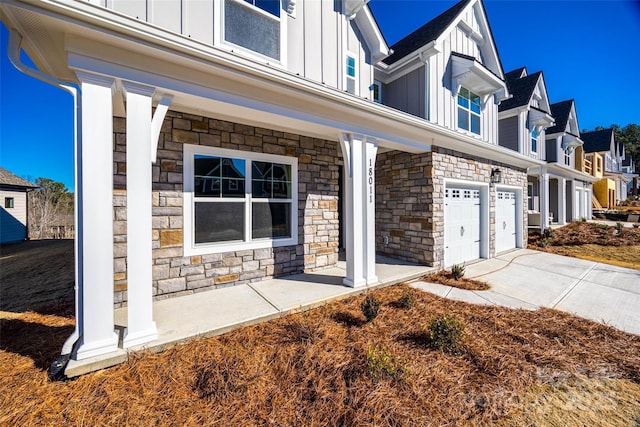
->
left=1, top=1, right=640, bottom=192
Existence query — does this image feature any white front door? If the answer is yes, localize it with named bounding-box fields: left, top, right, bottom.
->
left=445, top=187, right=481, bottom=267
left=575, top=189, right=581, bottom=219
left=496, top=190, right=517, bottom=253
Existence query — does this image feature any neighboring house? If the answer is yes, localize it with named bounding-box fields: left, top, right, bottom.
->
left=621, top=157, right=638, bottom=197
left=541, top=100, right=596, bottom=224
left=582, top=128, right=630, bottom=207
left=0, top=0, right=560, bottom=366
left=0, top=167, right=37, bottom=244
left=497, top=71, right=596, bottom=229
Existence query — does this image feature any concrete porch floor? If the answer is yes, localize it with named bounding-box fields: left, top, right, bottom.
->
left=65, top=256, right=432, bottom=377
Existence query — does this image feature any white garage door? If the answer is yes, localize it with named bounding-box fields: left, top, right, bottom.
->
left=445, top=187, right=480, bottom=267
left=496, top=190, right=517, bottom=253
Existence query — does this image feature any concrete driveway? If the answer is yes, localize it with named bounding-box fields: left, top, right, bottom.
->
left=411, top=249, right=640, bottom=336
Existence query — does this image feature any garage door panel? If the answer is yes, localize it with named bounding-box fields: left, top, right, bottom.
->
left=496, top=191, right=516, bottom=253
left=445, top=187, right=481, bottom=266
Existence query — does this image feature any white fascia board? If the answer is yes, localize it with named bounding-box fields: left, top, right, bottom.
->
left=498, top=106, right=527, bottom=120
left=375, top=41, right=439, bottom=78
left=546, top=163, right=599, bottom=183
left=354, top=6, right=389, bottom=63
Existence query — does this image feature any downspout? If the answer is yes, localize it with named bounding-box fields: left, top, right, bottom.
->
left=7, top=30, right=81, bottom=378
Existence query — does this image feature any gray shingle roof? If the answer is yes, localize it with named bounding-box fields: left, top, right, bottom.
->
left=382, top=0, right=472, bottom=65
left=499, top=71, right=542, bottom=112
left=582, top=128, right=614, bottom=153
left=0, top=167, right=37, bottom=188
left=545, top=100, right=574, bottom=135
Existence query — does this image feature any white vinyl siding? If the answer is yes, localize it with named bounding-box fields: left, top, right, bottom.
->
left=0, top=190, right=28, bottom=244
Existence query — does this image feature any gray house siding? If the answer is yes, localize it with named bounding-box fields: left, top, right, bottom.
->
left=384, top=66, right=425, bottom=117
left=498, top=116, right=518, bottom=151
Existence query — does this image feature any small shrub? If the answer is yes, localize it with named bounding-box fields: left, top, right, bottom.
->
left=615, top=222, right=624, bottom=235
left=580, top=217, right=587, bottom=222
left=543, top=227, right=554, bottom=239
left=366, top=345, right=408, bottom=381
left=428, top=315, right=466, bottom=355
left=361, top=295, right=380, bottom=322
left=633, top=224, right=639, bottom=229
left=398, top=290, right=416, bottom=309
left=450, top=263, right=466, bottom=280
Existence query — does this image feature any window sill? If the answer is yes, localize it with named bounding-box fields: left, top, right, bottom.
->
left=184, top=236, right=297, bottom=256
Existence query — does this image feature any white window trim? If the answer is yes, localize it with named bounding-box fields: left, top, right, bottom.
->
left=216, top=0, right=288, bottom=67
left=531, top=129, right=538, bottom=153
left=344, top=51, right=358, bottom=95
left=183, top=144, right=298, bottom=256
left=456, top=87, right=482, bottom=137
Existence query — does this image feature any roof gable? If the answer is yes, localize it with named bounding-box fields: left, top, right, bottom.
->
left=382, top=0, right=470, bottom=65
left=582, top=128, right=615, bottom=154
left=0, top=167, right=37, bottom=188
left=499, top=69, right=551, bottom=113
left=380, top=0, right=504, bottom=78
left=546, top=100, right=579, bottom=135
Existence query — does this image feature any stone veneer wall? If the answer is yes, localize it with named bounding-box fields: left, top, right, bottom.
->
left=376, top=146, right=527, bottom=269
left=112, top=111, right=341, bottom=307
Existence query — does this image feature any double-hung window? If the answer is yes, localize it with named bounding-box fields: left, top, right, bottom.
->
left=457, top=87, right=481, bottom=135
left=224, top=0, right=281, bottom=60
left=345, top=54, right=357, bottom=95
left=184, top=145, right=297, bottom=255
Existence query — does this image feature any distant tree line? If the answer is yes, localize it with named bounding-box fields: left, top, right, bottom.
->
left=28, top=178, right=74, bottom=239
left=582, top=123, right=640, bottom=167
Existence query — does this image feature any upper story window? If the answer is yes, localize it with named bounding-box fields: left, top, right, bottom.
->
left=345, top=54, right=357, bottom=95
left=224, top=0, right=281, bottom=60
left=4, top=197, right=14, bottom=209
left=371, top=80, right=382, bottom=103
left=184, top=145, right=298, bottom=255
left=457, top=87, right=481, bottom=135
left=531, top=129, right=538, bottom=153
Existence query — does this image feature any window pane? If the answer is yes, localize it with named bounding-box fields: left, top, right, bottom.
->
left=470, top=114, right=480, bottom=134
left=195, top=202, right=245, bottom=243
left=251, top=0, right=280, bottom=17
left=346, top=78, right=356, bottom=94
left=252, top=161, right=291, bottom=198
left=195, top=155, right=245, bottom=197
left=457, top=94, right=468, bottom=108
left=225, top=0, right=280, bottom=60
left=252, top=202, right=291, bottom=239
left=458, top=107, right=469, bottom=130
left=470, top=97, right=481, bottom=114
left=459, top=87, right=469, bottom=98
left=346, top=56, right=356, bottom=77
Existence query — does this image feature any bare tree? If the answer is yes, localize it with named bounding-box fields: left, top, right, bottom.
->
left=28, top=178, right=73, bottom=239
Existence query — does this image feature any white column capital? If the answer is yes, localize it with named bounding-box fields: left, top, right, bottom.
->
left=121, top=81, right=156, bottom=97
left=76, top=72, right=115, bottom=88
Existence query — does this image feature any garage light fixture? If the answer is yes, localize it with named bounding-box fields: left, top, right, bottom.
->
left=491, top=168, right=501, bottom=184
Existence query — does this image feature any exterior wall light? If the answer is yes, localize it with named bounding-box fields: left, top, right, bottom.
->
left=491, top=168, right=501, bottom=184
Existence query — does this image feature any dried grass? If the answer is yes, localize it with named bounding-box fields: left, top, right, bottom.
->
left=2, top=285, right=640, bottom=426
left=529, top=221, right=640, bottom=270
left=422, top=270, right=491, bottom=290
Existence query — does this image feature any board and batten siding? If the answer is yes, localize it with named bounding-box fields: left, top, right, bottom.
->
left=498, top=116, right=518, bottom=152
left=0, top=189, right=28, bottom=244
left=100, top=0, right=374, bottom=98
left=383, top=66, right=425, bottom=117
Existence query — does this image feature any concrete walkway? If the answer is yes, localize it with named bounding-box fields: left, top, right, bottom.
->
left=65, top=256, right=432, bottom=377
left=411, top=249, right=640, bottom=336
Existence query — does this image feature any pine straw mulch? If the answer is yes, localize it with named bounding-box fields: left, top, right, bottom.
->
left=2, top=284, right=640, bottom=426
left=528, top=221, right=640, bottom=270
left=421, top=270, right=490, bottom=291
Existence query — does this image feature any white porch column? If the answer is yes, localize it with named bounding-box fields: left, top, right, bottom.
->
left=339, top=133, right=379, bottom=287
left=74, top=74, right=118, bottom=360
left=540, top=171, right=550, bottom=230
left=569, top=180, right=577, bottom=221
left=557, top=177, right=566, bottom=225
left=122, top=82, right=158, bottom=348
